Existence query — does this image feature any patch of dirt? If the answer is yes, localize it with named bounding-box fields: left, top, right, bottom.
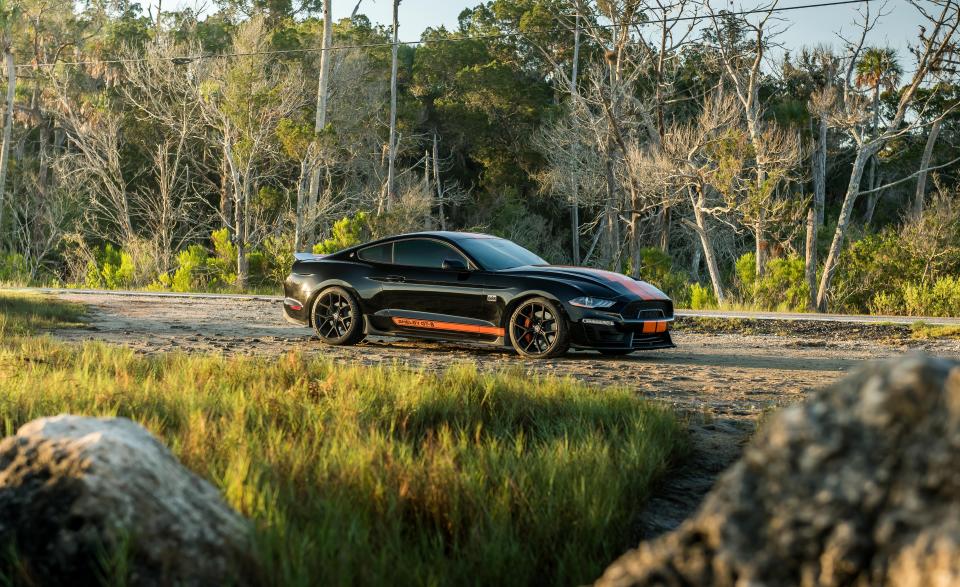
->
left=43, top=292, right=960, bottom=539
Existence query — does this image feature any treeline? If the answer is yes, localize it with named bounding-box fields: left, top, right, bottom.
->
left=1, top=0, right=959, bottom=315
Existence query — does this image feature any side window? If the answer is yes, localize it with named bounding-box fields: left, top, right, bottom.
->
left=393, top=239, right=467, bottom=269
left=358, top=242, right=393, bottom=264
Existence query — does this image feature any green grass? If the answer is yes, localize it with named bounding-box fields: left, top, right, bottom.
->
left=0, top=292, right=85, bottom=336
left=0, top=297, right=687, bottom=586
left=910, top=321, right=960, bottom=340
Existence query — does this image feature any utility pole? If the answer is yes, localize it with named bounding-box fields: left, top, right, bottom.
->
left=0, top=48, right=14, bottom=239
left=569, top=13, right=581, bottom=265
left=386, top=0, right=401, bottom=207
left=305, top=0, right=333, bottom=247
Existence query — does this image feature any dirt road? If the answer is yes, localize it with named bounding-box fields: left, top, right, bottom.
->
left=42, top=290, right=960, bottom=539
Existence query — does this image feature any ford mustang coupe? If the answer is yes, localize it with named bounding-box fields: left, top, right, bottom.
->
left=283, top=231, right=674, bottom=359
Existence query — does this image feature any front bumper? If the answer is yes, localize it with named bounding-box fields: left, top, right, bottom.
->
left=566, top=299, right=675, bottom=351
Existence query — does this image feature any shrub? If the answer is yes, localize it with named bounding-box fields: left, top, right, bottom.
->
left=902, top=275, right=960, bottom=317
left=735, top=252, right=757, bottom=297
left=754, top=257, right=808, bottom=312
left=637, top=248, right=690, bottom=304
left=84, top=244, right=135, bottom=290
left=689, top=283, right=717, bottom=309
left=314, top=212, right=370, bottom=255
left=0, top=253, right=30, bottom=286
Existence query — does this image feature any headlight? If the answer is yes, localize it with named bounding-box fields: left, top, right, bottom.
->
left=569, top=296, right=616, bottom=309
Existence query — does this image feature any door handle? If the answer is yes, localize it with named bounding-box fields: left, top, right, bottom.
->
left=383, top=275, right=406, bottom=283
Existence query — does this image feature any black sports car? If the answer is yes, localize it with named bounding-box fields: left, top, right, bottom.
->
left=283, top=231, right=674, bottom=359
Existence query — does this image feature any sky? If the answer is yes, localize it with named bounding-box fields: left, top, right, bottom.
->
left=170, top=0, right=929, bottom=61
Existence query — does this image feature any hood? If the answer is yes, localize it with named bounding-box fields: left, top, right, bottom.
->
left=504, top=265, right=670, bottom=301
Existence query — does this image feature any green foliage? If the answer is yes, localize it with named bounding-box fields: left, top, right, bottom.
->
left=689, top=283, right=718, bottom=310
left=759, top=258, right=809, bottom=312
left=159, top=230, right=238, bottom=292
left=313, top=212, right=370, bottom=254
left=0, top=337, right=687, bottom=586
left=84, top=244, right=135, bottom=290
left=735, top=252, right=757, bottom=295
left=637, top=248, right=693, bottom=306
left=0, top=253, right=30, bottom=286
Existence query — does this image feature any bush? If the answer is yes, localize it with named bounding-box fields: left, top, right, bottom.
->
left=735, top=252, right=757, bottom=297
left=689, top=283, right=717, bottom=309
left=314, top=212, right=370, bottom=255
left=902, top=275, right=960, bottom=317
left=84, top=244, right=135, bottom=290
left=755, top=257, right=808, bottom=312
left=637, top=248, right=690, bottom=304
left=0, top=253, right=30, bottom=286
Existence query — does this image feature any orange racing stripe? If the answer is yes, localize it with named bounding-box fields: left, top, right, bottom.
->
left=392, top=317, right=504, bottom=336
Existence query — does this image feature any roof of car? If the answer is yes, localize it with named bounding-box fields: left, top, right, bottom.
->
left=390, top=231, right=498, bottom=242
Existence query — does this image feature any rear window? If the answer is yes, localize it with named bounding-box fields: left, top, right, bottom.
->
left=358, top=242, right=392, bottom=263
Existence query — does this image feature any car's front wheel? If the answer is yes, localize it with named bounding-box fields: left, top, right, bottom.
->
left=312, top=286, right=365, bottom=346
left=508, top=297, right=570, bottom=359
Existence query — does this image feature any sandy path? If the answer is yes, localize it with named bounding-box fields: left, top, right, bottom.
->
left=44, top=291, right=960, bottom=540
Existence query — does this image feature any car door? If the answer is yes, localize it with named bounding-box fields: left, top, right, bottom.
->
left=373, top=238, right=496, bottom=339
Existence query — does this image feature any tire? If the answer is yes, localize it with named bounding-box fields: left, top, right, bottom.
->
left=508, top=297, right=570, bottom=359
left=599, top=349, right=634, bottom=356
left=311, top=286, right=365, bottom=346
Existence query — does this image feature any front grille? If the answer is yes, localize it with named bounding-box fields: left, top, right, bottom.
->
left=621, top=300, right=674, bottom=320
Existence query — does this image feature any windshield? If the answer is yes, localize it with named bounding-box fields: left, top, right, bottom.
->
left=459, top=238, right=547, bottom=270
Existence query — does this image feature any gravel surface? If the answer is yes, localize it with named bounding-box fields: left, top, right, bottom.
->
left=42, top=291, right=960, bottom=540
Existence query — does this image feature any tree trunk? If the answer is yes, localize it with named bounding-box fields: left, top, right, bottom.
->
left=0, top=50, right=15, bottom=238
left=294, top=156, right=309, bottom=250
left=386, top=0, right=401, bottom=207
left=913, top=117, right=941, bottom=217
left=306, top=0, right=333, bottom=245
left=220, top=150, right=231, bottom=231
left=602, top=155, right=618, bottom=268
left=689, top=190, right=725, bottom=304
left=805, top=115, right=827, bottom=310
left=432, top=131, right=444, bottom=230
left=816, top=145, right=877, bottom=311
left=569, top=13, right=581, bottom=265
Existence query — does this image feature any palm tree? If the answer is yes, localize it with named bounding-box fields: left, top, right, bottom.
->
left=854, top=47, right=902, bottom=223
left=855, top=47, right=903, bottom=130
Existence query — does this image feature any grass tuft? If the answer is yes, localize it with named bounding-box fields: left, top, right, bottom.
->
left=0, top=292, right=86, bottom=336
left=0, top=332, right=686, bottom=585
left=910, top=321, right=960, bottom=340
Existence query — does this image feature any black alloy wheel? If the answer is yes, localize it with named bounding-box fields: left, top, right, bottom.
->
left=508, top=297, right=570, bottom=359
left=312, top=286, right=365, bottom=345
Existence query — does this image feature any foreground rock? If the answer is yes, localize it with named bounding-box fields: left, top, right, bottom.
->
left=0, top=416, right=256, bottom=585
left=599, top=355, right=960, bottom=587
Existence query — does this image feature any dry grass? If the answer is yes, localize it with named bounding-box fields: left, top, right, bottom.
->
left=0, top=293, right=688, bottom=586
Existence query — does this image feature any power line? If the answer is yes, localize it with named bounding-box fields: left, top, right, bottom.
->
left=16, top=0, right=872, bottom=70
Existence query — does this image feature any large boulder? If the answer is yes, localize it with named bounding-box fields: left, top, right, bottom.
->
left=0, top=415, right=256, bottom=586
left=598, top=355, right=960, bottom=587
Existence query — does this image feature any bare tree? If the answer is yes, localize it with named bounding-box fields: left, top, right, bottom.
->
left=193, top=17, right=306, bottom=288
left=303, top=0, right=333, bottom=249
left=385, top=0, right=401, bottom=207
left=0, top=45, right=14, bottom=236
left=816, top=0, right=960, bottom=311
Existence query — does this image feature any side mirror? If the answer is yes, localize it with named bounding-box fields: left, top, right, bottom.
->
left=442, top=258, right=468, bottom=271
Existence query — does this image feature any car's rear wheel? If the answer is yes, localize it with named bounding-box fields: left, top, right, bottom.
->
left=312, top=286, right=365, bottom=346
left=508, top=297, right=570, bottom=359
